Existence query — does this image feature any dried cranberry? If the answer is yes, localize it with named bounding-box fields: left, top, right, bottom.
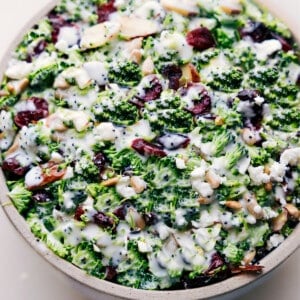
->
left=131, top=139, right=167, bottom=157
left=93, top=211, right=114, bottom=228
left=237, top=89, right=259, bottom=102
left=93, top=153, right=106, bottom=173
left=105, top=266, right=117, bottom=281
left=32, top=191, right=51, bottom=203
left=205, top=253, right=225, bottom=275
left=186, top=27, right=215, bottom=51
left=2, top=157, right=28, bottom=176
left=33, top=40, right=48, bottom=55
left=97, top=0, right=116, bottom=23
left=240, top=21, right=271, bottom=43
left=74, top=206, right=85, bottom=221
left=48, top=12, right=72, bottom=43
left=161, top=65, right=182, bottom=90
left=14, top=97, right=48, bottom=128
left=143, top=212, right=158, bottom=226
left=157, top=133, right=190, bottom=150
left=189, top=96, right=211, bottom=115
left=138, top=77, right=163, bottom=102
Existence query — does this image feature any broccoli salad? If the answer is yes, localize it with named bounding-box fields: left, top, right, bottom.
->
left=0, top=0, right=300, bottom=290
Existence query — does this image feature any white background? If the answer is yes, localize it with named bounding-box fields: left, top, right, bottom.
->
left=0, top=1, right=299, bottom=299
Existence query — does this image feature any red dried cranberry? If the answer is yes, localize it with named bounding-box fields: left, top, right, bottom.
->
left=143, top=212, right=158, bottom=226
left=131, top=139, right=167, bottom=157
left=93, top=211, right=114, bottom=228
left=205, top=253, right=225, bottom=275
left=97, top=0, right=116, bottom=23
left=186, top=27, right=215, bottom=51
left=14, top=97, right=49, bottom=128
left=161, top=65, right=182, bottom=90
left=74, top=206, right=85, bottom=221
left=32, top=191, right=51, bottom=203
left=2, top=157, right=28, bottom=176
left=240, top=21, right=271, bottom=43
left=93, top=153, right=106, bottom=173
left=270, top=32, right=293, bottom=52
left=237, top=89, right=259, bottom=102
left=157, top=133, right=190, bottom=150
left=138, top=77, right=163, bottom=102
left=189, top=96, right=211, bottom=115
left=105, top=266, right=117, bottom=281
left=48, top=12, right=72, bottom=43
left=33, top=40, right=48, bottom=55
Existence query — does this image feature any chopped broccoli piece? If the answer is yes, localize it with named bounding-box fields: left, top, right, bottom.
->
left=214, top=28, right=235, bottom=48
left=29, top=64, right=58, bottom=91
left=108, top=61, right=142, bottom=87
left=249, top=67, right=279, bottom=88
left=222, top=243, right=244, bottom=264
left=0, top=95, right=19, bottom=109
left=211, top=130, right=234, bottom=156
left=225, top=143, right=246, bottom=169
left=8, top=182, right=32, bottom=215
left=247, top=146, right=271, bottom=166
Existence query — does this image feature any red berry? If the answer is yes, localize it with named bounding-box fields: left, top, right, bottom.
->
left=97, top=0, right=116, bottom=23
left=131, top=139, right=167, bottom=157
left=186, top=27, right=215, bottom=51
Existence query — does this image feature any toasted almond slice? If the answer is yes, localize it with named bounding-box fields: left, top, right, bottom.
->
left=5, top=134, right=20, bottom=156
left=272, top=209, right=288, bottom=232
left=0, top=90, right=10, bottom=97
left=264, top=182, right=273, bottom=192
left=53, top=75, right=70, bottom=89
left=46, top=113, right=68, bottom=132
left=205, top=169, right=221, bottom=189
left=130, top=49, right=142, bottom=64
left=285, top=203, right=300, bottom=219
left=161, top=0, right=198, bottom=16
left=126, top=207, right=146, bottom=230
left=180, top=63, right=200, bottom=86
left=219, top=0, right=242, bottom=15
left=7, top=78, right=29, bottom=95
left=215, top=116, right=225, bottom=126
left=243, top=250, right=256, bottom=265
left=119, top=16, right=160, bottom=40
left=241, top=128, right=261, bottom=146
left=80, top=21, right=120, bottom=50
left=198, top=197, right=212, bottom=204
left=125, top=37, right=143, bottom=53
left=102, top=177, right=119, bottom=187
left=130, top=176, right=147, bottom=193
left=244, top=193, right=264, bottom=219
left=142, top=57, right=155, bottom=76
left=225, top=200, right=242, bottom=210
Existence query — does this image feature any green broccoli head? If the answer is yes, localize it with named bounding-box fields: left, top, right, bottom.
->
left=208, top=68, right=243, bottom=92
left=108, top=61, right=142, bottom=87
left=249, top=67, right=279, bottom=88
left=29, top=64, right=58, bottom=91
left=225, top=143, right=246, bottom=169
left=222, top=243, right=244, bottom=264
left=212, top=130, right=234, bottom=156
left=8, top=181, right=32, bottom=215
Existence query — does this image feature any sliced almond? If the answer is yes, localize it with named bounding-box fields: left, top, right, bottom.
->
left=129, top=49, right=142, bottom=64
left=7, top=78, right=29, bottom=95
left=215, top=116, right=225, bottom=126
left=180, top=63, right=200, bottom=86
left=0, top=90, right=10, bottom=97
left=285, top=203, right=300, bottom=219
left=130, top=176, right=147, bottom=193
left=198, top=197, right=212, bottom=205
left=241, top=128, right=261, bottom=146
left=80, top=21, right=120, bottom=50
left=142, top=57, right=155, bottom=76
left=244, top=193, right=264, bottom=219
left=126, top=207, right=146, bottom=230
left=161, top=0, right=198, bottom=16
left=46, top=113, right=68, bottom=132
left=243, top=250, right=256, bottom=265
left=205, top=169, right=221, bottom=189
left=219, top=0, right=242, bottom=15
left=225, top=200, right=242, bottom=210
left=119, top=17, right=160, bottom=40
left=5, top=134, right=20, bottom=156
left=272, top=209, right=288, bottom=232
left=102, top=177, right=119, bottom=187
left=53, top=75, right=70, bottom=90
left=125, top=37, right=143, bottom=53
left=264, top=182, right=273, bottom=192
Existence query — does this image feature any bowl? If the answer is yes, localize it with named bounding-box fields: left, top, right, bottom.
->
left=0, top=0, right=299, bottom=299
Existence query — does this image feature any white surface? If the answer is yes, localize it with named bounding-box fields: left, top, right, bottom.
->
left=0, top=0, right=299, bottom=299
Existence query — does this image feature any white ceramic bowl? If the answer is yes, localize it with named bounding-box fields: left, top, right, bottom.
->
left=0, top=1, right=299, bottom=299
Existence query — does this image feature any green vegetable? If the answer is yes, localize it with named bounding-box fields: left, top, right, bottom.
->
left=222, top=243, right=244, bottom=264
left=8, top=182, right=32, bottom=215
left=29, top=64, right=58, bottom=91
left=108, top=61, right=142, bottom=87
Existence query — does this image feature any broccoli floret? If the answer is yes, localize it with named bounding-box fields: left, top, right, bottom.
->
left=214, top=28, right=235, bottom=48
left=249, top=67, right=279, bottom=88
left=249, top=223, right=270, bottom=248
left=8, top=182, right=32, bottom=215
left=211, top=130, right=234, bottom=156
left=108, top=61, right=142, bottom=87
left=264, top=84, right=298, bottom=107
left=27, top=213, right=48, bottom=240
left=74, top=153, right=100, bottom=180
left=46, top=233, right=71, bottom=258
left=225, top=143, right=246, bottom=169
left=71, top=242, right=104, bottom=277
left=192, top=48, right=220, bottom=69
left=222, top=243, right=244, bottom=264
left=29, top=64, right=58, bottom=91
left=247, top=146, right=271, bottom=166
left=208, top=68, right=243, bottom=92
left=0, top=95, right=19, bottom=109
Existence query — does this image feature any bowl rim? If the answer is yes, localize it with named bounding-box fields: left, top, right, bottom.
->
left=0, top=1, right=299, bottom=299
